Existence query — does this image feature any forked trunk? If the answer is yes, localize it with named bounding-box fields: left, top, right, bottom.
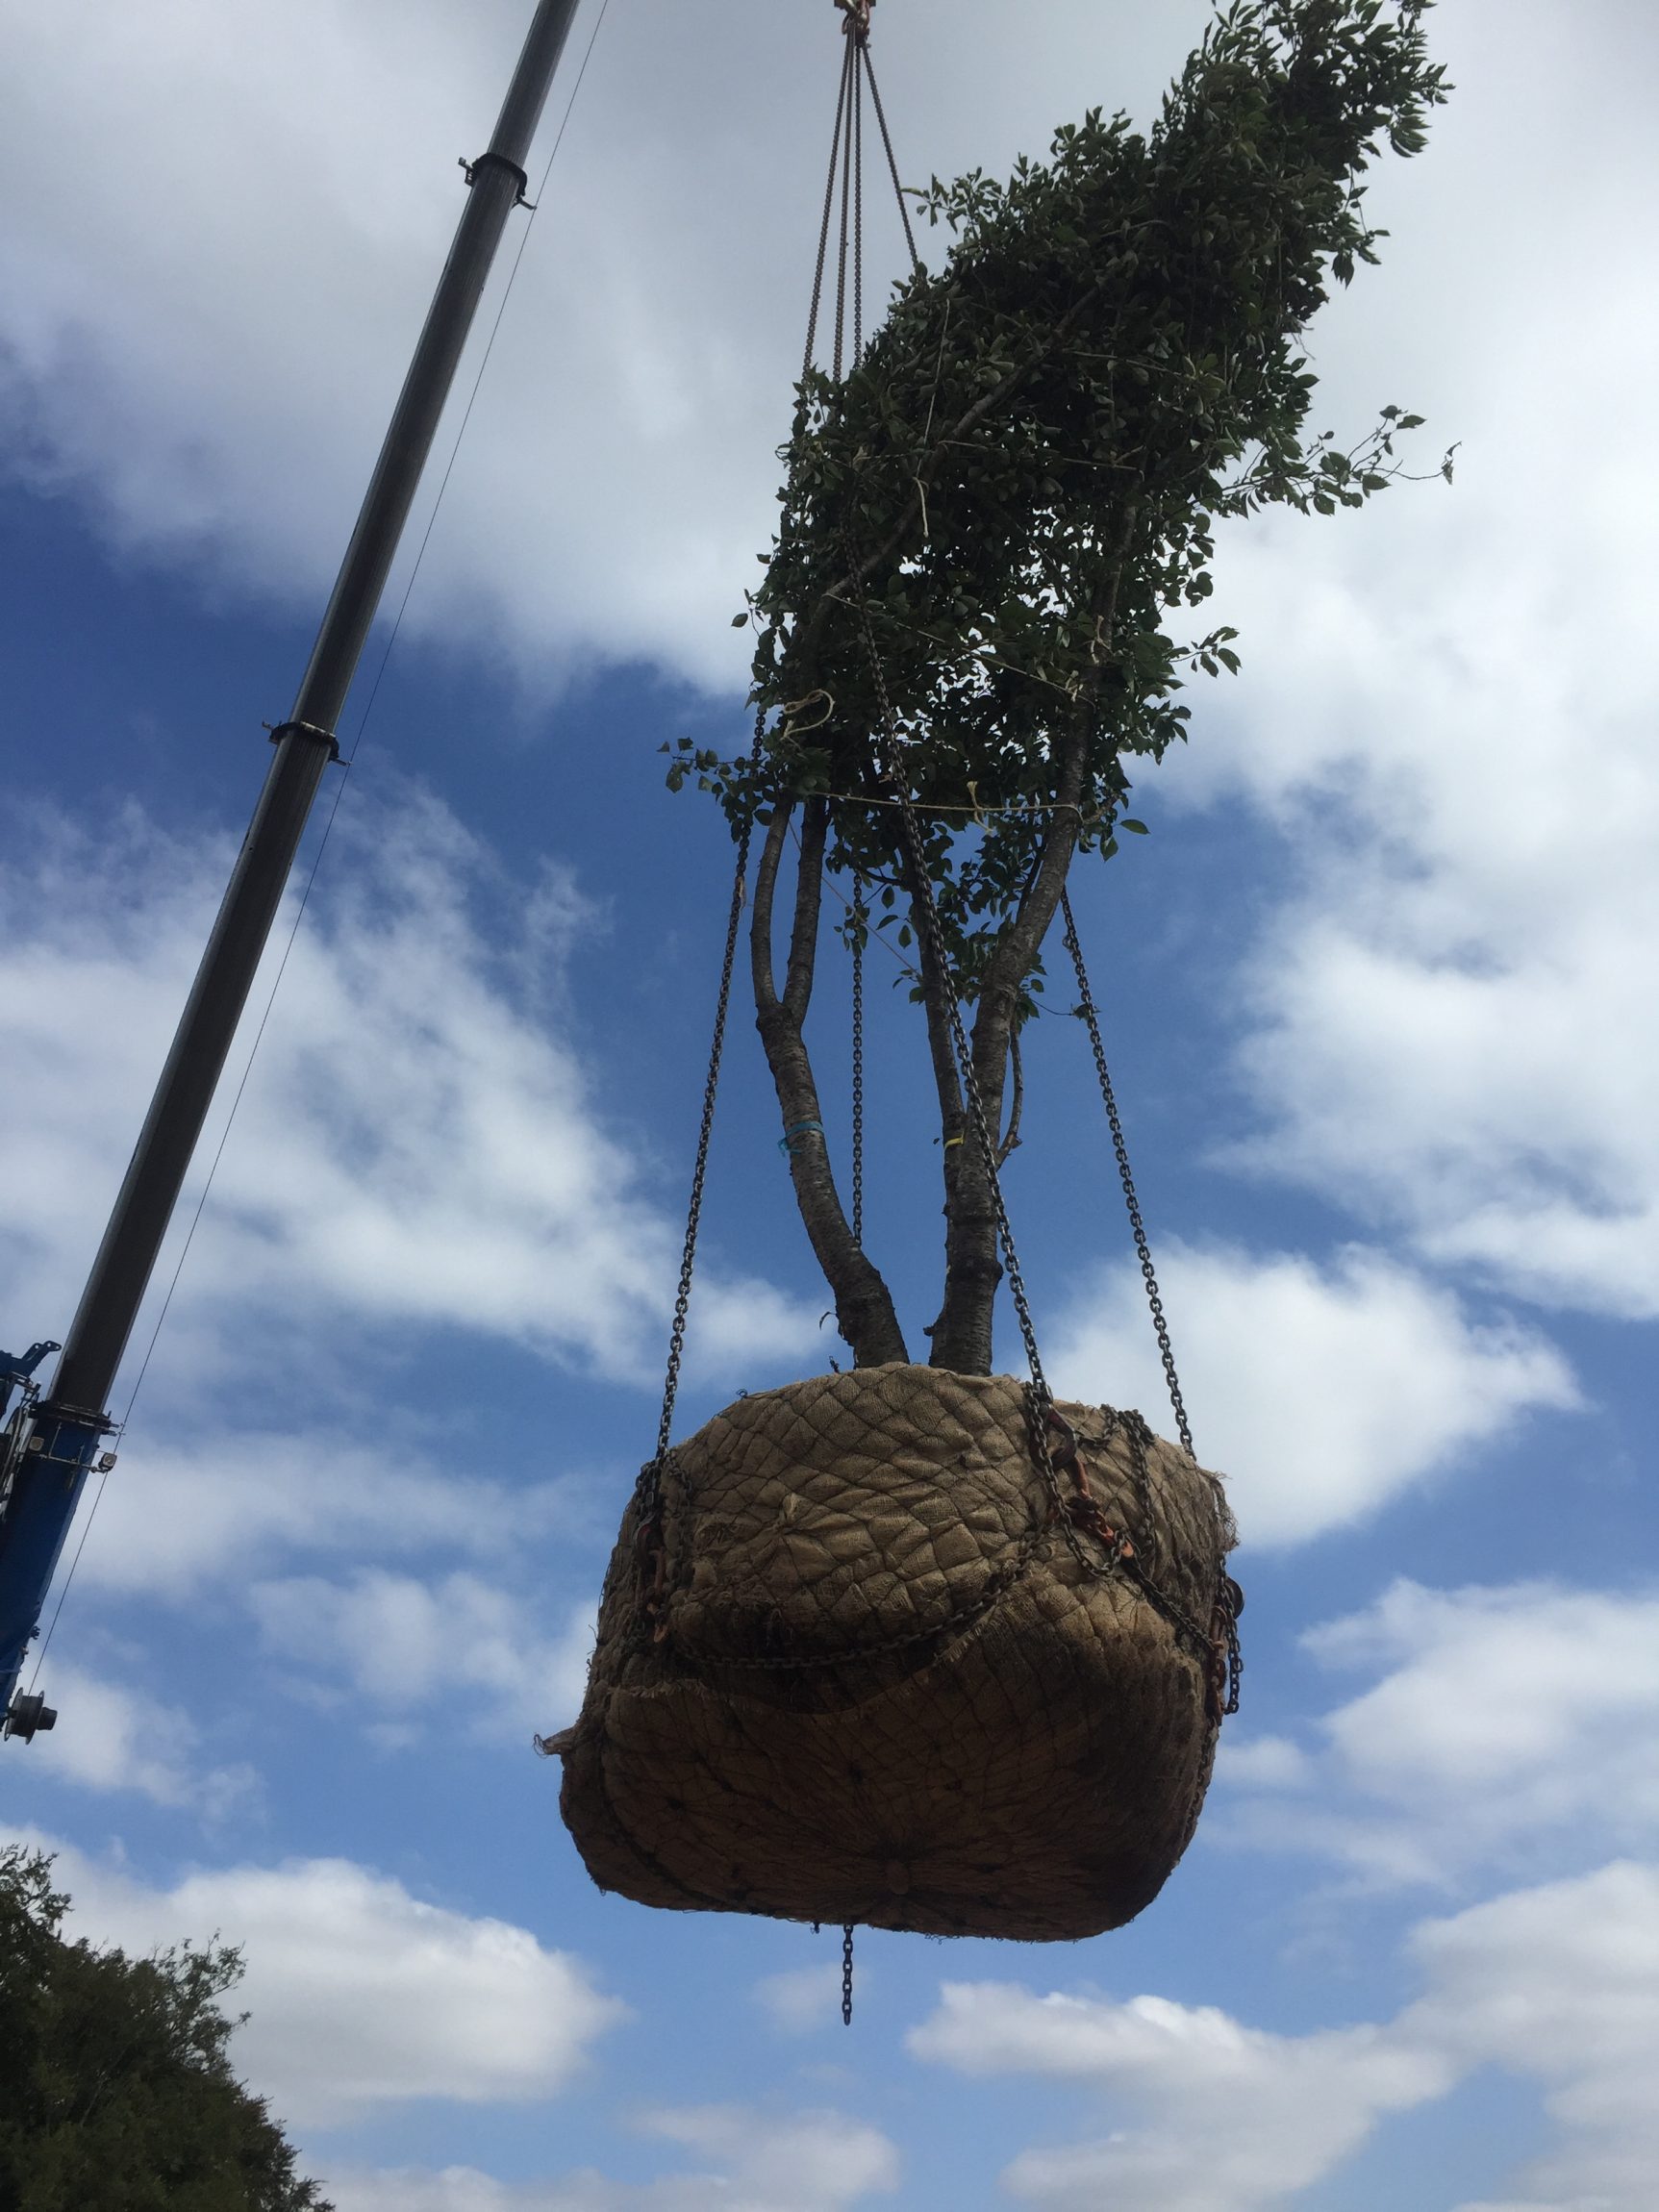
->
left=926, top=533, right=1134, bottom=1373
left=750, top=795, right=909, bottom=1368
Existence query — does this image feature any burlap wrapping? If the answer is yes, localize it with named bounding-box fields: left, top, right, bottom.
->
left=546, top=1364, right=1237, bottom=1943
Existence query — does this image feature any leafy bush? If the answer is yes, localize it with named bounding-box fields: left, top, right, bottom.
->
left=0, top=1846, right=332, bottom=2212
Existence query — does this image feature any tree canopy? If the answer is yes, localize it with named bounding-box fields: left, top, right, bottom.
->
left=0, top=1846, right=332, bottom=2212
left=668, top=0, right=1449, bottom=1375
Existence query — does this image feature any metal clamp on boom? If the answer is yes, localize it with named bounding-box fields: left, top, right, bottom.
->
left=460, top=149, right=535, bottom=207
left=1, top=0, right=588, bottom=1750
left=265, top=717, right=341, bottom=763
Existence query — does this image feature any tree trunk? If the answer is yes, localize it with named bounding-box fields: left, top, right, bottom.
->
left=927, top=523, right=1136, bottom=1374
left=751, top=795, right=910, bottom=1368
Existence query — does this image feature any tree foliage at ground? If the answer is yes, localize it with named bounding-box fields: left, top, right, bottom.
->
left=0, top=1846, right=332, bottom=2212
left=669, top=0, right=1449, bottom=1374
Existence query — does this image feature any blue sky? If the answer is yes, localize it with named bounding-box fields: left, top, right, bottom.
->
left=2, top=1, right=1657, bottom=2206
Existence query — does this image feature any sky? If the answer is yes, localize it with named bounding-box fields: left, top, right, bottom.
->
left=1, top=0, right=1656, bottom=2205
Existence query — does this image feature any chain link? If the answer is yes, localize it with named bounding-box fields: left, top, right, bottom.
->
left=803, top=38, right=855, bottom=385
left=788, top=8, right=1235, bottom=1716
left=851, top=880, right=867, bottom=1245
left=836, top=551, right=1088, bottom=1567
left=851, top=30, right=864, bottom=367
left=1060, top=886, right=1241, bottom=1714
left=834, top=52, right=853, bottom=379
left=862, top=40, right=921, bottom=275
left=804, top=5, right=917, bottom=387
left=1059, top=886, right=1194, bottom=1460
left=835, top=564, right=1242, bottom=1704
left=643, top=715, right=765, bottom=1497
left=803, top=0, right=1055, bottom=1481
left=842, top=572, right=1049, bottom=1382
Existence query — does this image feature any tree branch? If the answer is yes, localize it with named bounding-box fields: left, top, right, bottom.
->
left=790, top=266, right=1124, bottom=681
left=929, top=513, right=1137, bottom=1373
left=783, top=797, right=828, bottom=1024
left=997, top=1024, right=1025, bottom=1169
left=751, top=793, right=909, bottom=1368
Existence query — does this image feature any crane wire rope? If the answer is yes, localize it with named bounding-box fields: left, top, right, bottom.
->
left=25, top=0, right=613, bottom=1691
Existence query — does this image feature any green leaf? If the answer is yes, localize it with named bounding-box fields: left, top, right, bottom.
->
left=672, top=0, right=1448, bottom=1179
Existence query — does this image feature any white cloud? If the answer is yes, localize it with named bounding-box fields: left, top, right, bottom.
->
left=640, top=2108, right=898, bottom=2212
left=165, top=788, right=812, bottom=1383
left=251, top=1571, right=594, bottom=1744
left=1415, top=1865, right=1659, bottom=2212
left=909, top=1861, right=1659, bottom=2212
left=1214, top=1735, right=1312, bottom=1794
left=0, top=790, right=815, bottom=1398
left=0, top=0, right=1216, bottom=691
left=5, top=1831, right=625, bottom=2127
left=67, top=1428, right=578, bottom=1601
left=18, top=1660, right=257, bottom=1816
left=8, top=0, right=1653, bottom=1352
left=1312, top=1582, right=1659, bottom=1818
left=1046, top=1244, right=1575, bottom=1546
left=0, top=802, right=229, bottom=1333
left=1221, top=1580, right=1659, bottom=1888
left=6, top=0, right=1655, bottom=1348
left=1139, top=2, right=1659, bottom=1325
left=325, top=2105, right=898, bottom=2211
left=909, top=1980, right=1451, bottom=2212
left=1210, top=641, right=1659, bottom=1319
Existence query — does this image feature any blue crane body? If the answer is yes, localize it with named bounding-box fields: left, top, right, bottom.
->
left=0, top=0, right=583, bottom=1745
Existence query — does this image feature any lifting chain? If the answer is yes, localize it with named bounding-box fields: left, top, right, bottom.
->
left=836, top=536, right=1241, bottom=1698
left=639, top=712, right=766, bottom=1521
left=1059, top=884, right=1242, bottom=1715
left=838, top=545, right=1085, bottom=1564
left=810, top=0, right=1237, bottom=1701
left=804, top=0, right=919, bottom=387
left=637, top=0, right=931, bottom=1619
left=850, top=880, right=867, bottom=1245
left=802, top=25, right=853, bottom=382
left=842, top=1922, right=856, bottom=2025
left=809, top=7, right=1064, bottom=1522
left=1059, top=886, right=1194, bottom=1460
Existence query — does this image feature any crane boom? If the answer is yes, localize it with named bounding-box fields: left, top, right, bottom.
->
left=1, top=0, right=586, bottom=1740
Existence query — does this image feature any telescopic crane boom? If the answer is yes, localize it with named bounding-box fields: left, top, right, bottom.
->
left=0, top=0, right=586, bottom=1743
